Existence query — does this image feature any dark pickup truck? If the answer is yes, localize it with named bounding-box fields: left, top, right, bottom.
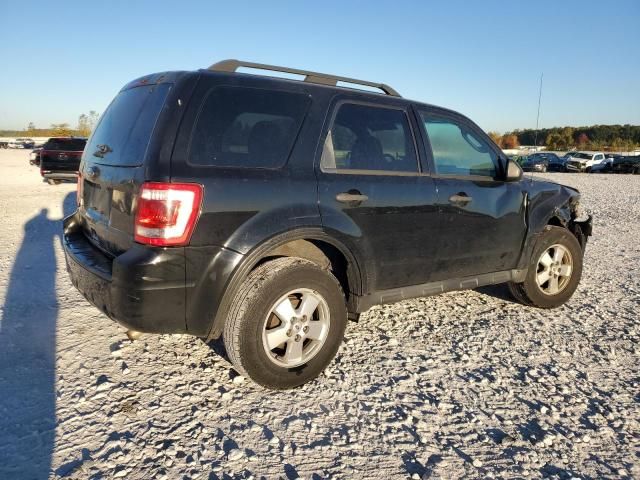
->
left=40, top=137, right=87, bottom=184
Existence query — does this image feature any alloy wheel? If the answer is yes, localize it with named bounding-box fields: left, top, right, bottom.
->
left=262, top=288, right=330, bottom=368
left=536, top=244, right=573, bottom=295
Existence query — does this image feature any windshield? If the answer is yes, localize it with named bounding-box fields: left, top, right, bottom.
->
left=573, top=153, right=593, bottom=160
left=84, top=83, right=170, bottom=166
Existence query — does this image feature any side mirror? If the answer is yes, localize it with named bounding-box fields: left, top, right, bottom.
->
left=505, top=158, right=523, bottom=182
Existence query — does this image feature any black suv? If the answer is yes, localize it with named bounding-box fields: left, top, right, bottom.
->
left=64, top=60, right=593, bottom=389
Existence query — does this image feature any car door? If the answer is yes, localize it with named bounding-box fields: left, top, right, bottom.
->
left=417, top=108, right=527, bottom=280
left=316, top=97, right=440, bottom=291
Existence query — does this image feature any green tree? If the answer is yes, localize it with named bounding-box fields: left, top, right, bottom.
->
left=77, top=114, right=90, bottom=137
left=488, top=131, right=503, bottom=147
left=50, top=123, right=73, bottom=136
left=88, top=110, right=99, bottom=131
left=502, top=134, right=520, bottom=149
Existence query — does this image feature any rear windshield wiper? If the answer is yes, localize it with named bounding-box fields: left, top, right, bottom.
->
left=93, top=144, right=113, bottom=158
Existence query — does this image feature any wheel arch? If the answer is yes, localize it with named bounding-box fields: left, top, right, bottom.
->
left=207, top=228, right=365, bottom=340
left=517, top=185, right=591, bottom=270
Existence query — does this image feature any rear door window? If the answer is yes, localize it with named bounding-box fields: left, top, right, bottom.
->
left=188, top=87, right=310, bottom=168
left=321, top=102, right=418, bottom=173
left=85, top=83, right=171, bottom=167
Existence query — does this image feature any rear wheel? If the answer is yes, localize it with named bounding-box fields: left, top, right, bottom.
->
left=508, top=226, right=583, bottom=308
left=223, top=257, right=348, bottom=389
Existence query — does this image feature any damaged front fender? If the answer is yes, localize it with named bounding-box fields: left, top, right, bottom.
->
left=517, top=180, right=593, bottom=269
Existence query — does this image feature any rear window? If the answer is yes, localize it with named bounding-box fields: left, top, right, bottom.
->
left=85, top=83, right=171, bottom=166
left=44, top=139, right=86, bottom=151
left=188, top=87, right=310, bottom=168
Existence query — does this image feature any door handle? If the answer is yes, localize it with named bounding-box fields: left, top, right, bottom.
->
left=449, top=193, right=472, bottom=205
left=336, top=192, right=369, bottom=203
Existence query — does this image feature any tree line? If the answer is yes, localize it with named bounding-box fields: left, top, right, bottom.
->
left=489, top=124, right=640, bottom=151
left=0, top=111, right=100, bottom=138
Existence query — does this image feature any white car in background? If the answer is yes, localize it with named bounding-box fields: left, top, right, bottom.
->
left=7, top=138, right=34, bottom=149
left=565, top=152, right=605, bottom=173
left=591, top=154, right=615, bottom=173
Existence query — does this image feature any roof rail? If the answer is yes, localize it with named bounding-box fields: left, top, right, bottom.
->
left=208, top=59, right=401, bottom=97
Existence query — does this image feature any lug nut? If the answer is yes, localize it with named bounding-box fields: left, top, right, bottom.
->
left=294, top=334, right=301, bottom=342
left=286, top=329, right=292, bottom=337
left=303, top=326, right=309, bottom=333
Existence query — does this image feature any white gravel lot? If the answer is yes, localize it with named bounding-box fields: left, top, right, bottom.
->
left=0, top=149, right=638, bottom=479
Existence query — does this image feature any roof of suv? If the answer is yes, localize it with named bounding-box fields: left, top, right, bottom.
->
left=121, top=60, right=471, bottom=127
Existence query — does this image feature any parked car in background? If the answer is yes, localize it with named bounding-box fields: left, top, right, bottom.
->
left=63, top=60, right=592, bottom=389
left=546, top=153, right=567, bottom=172
left=29, top=148, right=42, bottom=166
left=522, top=153, right=550, bottom=172
left=508, top=154, right=528, bottom=166
left=0, top=141, right=8, bottom=149
left=590, top=154, right=615, bottom=173
left=612, top=155, right=640, bottom=174
left=39, top=137, right=87, bottom=184
left=8, top=138, right=35, bottom=149
left=565, top=152, right=605, bottom=173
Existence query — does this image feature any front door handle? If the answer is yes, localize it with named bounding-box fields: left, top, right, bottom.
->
left=336, top=191, right=369, bottom=203
left=449, top=193, right=472, bottom=205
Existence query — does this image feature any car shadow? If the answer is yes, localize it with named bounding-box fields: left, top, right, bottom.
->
left=0, top=192, right=75, bottom=479
left=475, top=283, right=515, bottom=302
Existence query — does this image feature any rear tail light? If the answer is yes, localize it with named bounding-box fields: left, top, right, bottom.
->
left=134, top=182, right=203, bottom=247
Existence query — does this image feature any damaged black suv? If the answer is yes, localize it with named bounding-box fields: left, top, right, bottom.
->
left=63, top=60, right=593, bottom=389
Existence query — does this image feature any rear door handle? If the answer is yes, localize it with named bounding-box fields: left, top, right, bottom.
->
left=449, top=193, right=472, bottom=205
left=336, top=192, right=369, bottom=203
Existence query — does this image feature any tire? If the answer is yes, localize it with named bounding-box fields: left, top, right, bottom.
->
left=508, top=226, right=583, bottom=309
left=585, top=167, right=591, bottom=173
left=223, top=257, right=348, bottom=389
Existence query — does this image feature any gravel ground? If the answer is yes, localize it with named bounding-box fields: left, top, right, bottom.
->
left=0, top=149, right=638, bottom=479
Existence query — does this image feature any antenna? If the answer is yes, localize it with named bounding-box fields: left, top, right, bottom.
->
left=533, top=73, right=544, bottom=152
left=530, top=73, right=544, bottom=181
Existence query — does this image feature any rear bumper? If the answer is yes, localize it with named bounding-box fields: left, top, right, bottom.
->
left=43, top=172, right=77, bottom=180
left=63, top=213, right=189, bottom=334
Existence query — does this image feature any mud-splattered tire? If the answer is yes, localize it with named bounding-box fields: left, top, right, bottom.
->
left=508, top=226, right=583, bottom=309
left=223, top=257, right=347, bottom=389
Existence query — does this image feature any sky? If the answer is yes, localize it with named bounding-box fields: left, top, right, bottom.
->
left=1, top=0, right=639, bottom=133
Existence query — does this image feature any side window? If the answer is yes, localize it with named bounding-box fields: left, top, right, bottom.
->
left=421, top=113, right=499, bottom=177
left=189, top=87, right=310, bottom=168
left=321, top=103, right=418, bottom=173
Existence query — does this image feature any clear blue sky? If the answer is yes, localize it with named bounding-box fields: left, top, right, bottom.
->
left=1, top=0, right=638, bottom=133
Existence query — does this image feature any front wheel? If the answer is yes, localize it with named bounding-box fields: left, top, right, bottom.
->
left=223, top=257, right=347, bottom=389
left=508, top=226, right=583, bottom=308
